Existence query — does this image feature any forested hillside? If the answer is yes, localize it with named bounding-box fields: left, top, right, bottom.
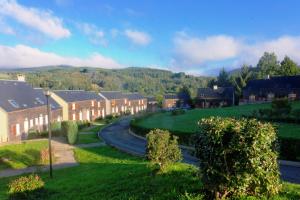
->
left=0, top=66, right=211, bottom=97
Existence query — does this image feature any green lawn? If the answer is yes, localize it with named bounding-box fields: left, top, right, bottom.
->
left=77, top=125, right=104, bottom=144
left=134, top=102, right=300, bottom=139
left=0, top=146, right=299, bottom=199
left=0, top=140, right=48, bottom=171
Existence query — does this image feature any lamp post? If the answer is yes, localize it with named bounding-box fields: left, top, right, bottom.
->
left=44, top=90, right=53, bottom=178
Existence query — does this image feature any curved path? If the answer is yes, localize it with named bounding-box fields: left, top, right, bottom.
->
left=100, top=118, right=300, bottom=184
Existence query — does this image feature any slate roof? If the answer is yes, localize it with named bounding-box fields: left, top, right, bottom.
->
left=0, top=80, right=60, bottom=112
left=99, top=91, right=124, bottom=100
left=197, top=87, right=234, bottom=100
left=164, top=94, right=179, bottom=99
left=243, top=75, right=300, bottom=96
left=54, top=90, right=104, bottom=102
left=124, top=93, right=145, bottom=100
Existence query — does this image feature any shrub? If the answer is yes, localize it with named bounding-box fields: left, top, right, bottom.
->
left=51, top=121, right=61, bottom=136
left=62, top=121, right=78, bottom=145
left=8, top=174, right=45, bottom=199
left=146, top=129, right=182, bottom=172
left=279, top=138, right=300, bottom=161
left=291, top=109, right=300, bottom=122
left=271, top=98, right=292, bottom=116
left=195, top=117, right=281, bottom=199
left=76, top=120, right=91, bottom=130
left=171, top=108, right=186, bottom=116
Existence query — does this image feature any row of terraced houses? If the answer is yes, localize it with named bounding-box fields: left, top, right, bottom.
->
left=0, top=76, right=147, bottom=143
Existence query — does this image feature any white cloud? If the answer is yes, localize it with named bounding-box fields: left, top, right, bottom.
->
left=124, top=29, right=151, bottom=46
left=173, top=33, right=240, bottom=65
left=172, top=33, right=300, bottom=72
left=0, top=44, right=122, bottom=68
left=0, top=0, right=70, bottom=39
left=76, top=23, right=107, bottom=46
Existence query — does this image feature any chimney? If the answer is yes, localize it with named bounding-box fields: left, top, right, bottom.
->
left=213, top=85, right=218, bottom=90
left=17, top=74, right=25, bottom=82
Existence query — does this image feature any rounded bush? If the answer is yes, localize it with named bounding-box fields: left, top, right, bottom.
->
left=62, top=121, right=79, bottom=145
left=195, top=117, right=281, bottom=199
left=8, top=174, right=45, bottom=199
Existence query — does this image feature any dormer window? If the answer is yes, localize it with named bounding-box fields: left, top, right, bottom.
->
left=8, top=100, right=20, bottom=108
left=35, top=98, right=44, bottom=104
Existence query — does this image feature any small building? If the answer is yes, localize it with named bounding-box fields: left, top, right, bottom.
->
left=99, top=91, right=126, bottom=115
left=51, top=90, right=105, bottom=121
left=196, top=86, right=235, bottom=108
left=162, top=94, right=179, bottom=109
left=147, top=96, right=158, bottom=112
left=124, top=93, right=147, bottom=114
left=0, top=80, right=62, bottom=143
left=243, top=75, right=300, bottom=102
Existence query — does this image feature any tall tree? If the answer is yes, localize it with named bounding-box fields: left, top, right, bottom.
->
left=177, top=85, right=192, bottom=107
left=257, top=52, right=280, bottom=78
left=217, top=68, right=231, bottom=87
left=230, top=64, right=253, bottom=98
left=278, top=56, right=299, bottom=76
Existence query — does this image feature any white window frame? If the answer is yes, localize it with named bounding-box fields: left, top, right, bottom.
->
left=72, top=113, right=76, bottom=121
left=72, top=103, right=76, bottom=110
left=16, top=124, right=20, bottom=136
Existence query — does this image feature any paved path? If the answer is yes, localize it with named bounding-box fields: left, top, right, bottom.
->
left=100, top=118, right=300, bottom=184
left=0, top=137, right=78, bottom=178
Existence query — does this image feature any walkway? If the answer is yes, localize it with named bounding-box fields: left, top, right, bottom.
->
left=0, top=137, right=78, bottom=178
left=100, top=117, right=300, bottom=184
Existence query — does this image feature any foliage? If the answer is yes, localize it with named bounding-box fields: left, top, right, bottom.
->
left=40, top=147, right=54, bottom=165
left=217, top=68, right=231, bottom=87
left=62, top=121, right=79, bottom=145
left=171, top=108, right=186, bottom=116
left=50, top=121, right=61, bottom=135
left=279, top=138, right=300, bottom=161
left=177, top=85, right=192, bottom=107
left=8, top=174, right=45, bottom=199
left=279, top=56, right=299, bottom=76
left=195, top=117, right=281, bottom=199
left=146, top=129, right=182, bottom=172
left=271, top=98, right=292, bottom=116
left=257, top=52, right=280, bottom=78
left=76, top=120, right=91, bottom=130
left=230, top=64, right=254, bottom=98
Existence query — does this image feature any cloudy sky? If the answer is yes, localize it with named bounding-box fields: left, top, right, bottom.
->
left=0, top=0, right=300, bottom=75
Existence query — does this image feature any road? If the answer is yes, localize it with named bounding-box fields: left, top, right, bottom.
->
left=99, top=117, right=300, bottom=184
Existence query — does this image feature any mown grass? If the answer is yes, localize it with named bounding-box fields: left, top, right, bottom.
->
left=0, top=140, right=48, bottom=171
left=77, top=125, right=104, bottom=144
left=0, top=146, right=299, bottom=200
left=135, top=102, right=300, bottom=139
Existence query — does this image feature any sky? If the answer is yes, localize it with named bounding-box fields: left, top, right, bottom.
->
left=0, top=0, right=300, bottom=75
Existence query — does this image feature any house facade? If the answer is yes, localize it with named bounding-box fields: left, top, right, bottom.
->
left=147, top=96, right=158, bottom=112
left=196, top=86, right=235, bottom=108
left=99, top=91, right=126, bottom=115
left=0, top=80, right=62, bottom=143
left=51, top=90, right=106, bottom=121
left=242, top=75, right=300, bottom=103
left=124, top=93, right=147, bottom=114
left=162, top=94, right=179, bottom=109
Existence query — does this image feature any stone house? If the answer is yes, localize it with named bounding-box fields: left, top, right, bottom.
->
left=51, top=90, right=106, bottom=121
left=124, top=93, right=147, bottom=114
left=0, top=80, right=62, bottom=143
left=98, top=91, right=126, bottom=116
left=162, top=94, right=179, bottom=109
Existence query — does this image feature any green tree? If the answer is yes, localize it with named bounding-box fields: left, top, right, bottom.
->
left=146, top=129, right=182, bottom=172
left=217, top=68, right=231, bottom=87
left=230, top=64, right=253, bottom=98
left=178, top=85, right=192, bottom=107
left=279, top=56, right=299, bottom=76
left=257, top=52, right=280, bottom=78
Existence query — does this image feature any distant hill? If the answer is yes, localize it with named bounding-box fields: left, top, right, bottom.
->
left=0, top=66, right=212, bottom=97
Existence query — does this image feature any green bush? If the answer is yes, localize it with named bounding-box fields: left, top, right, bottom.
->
left=146, top=129, right=182, bottom=172
left=76, top=120, right=91, bottom=130
left=271, top=98, right=292, bottom=116
left=195, top=117, right=281, bottom=199
left=279, top=138, right=300, bottom=161
left=292, top=109, right=300, bottom=122
left=171, top=108, right=186, bottom=116
left=51, top=121, right=61, bottom=136
left=62, top=121, right=78, bottom=145
left=8, top=174, right=45, bottom=199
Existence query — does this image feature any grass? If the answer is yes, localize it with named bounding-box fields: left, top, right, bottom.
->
left=0, top=146, right=299, bottom=200
left=134, top=102, right=300, bottom=139
left=0, top=140, right=48, bottom=171
left=77, top=125, right=104, bottom=144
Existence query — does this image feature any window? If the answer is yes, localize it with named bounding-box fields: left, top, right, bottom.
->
left=16, top=124, right=20, bottom=136
left=102, top=109, right=105, bottom=117
left=98, top=110, right=100, bottom=116
left=35, top=118, right=39, bottom=125
left=125, top=99, right=127, bottom=104
left=45, top=115, right=48, bottom=125
left=8, top=100, right=19, bottom=108
left=98, top=102, right=100, bottom=107
left=92, top=109, right=95, bottom=116
left=24, top=119, right=29, bottom=133
left=30, top=119, right=34, bottom=128
left=72, top=103, right=76, bottom=110
left=141, top=100, right=144, bottom=104
left=138, top=100, right=141, bottom=105
left=72, top=113, right=76, bottom=121
left=112, top=107, right=115, bottom=113
left=35, top=98, right=44, bottom=104
left=128, top=101, right=131, bottom=106
left=91, top=100, right=94, bottom=107
left=79, top=112, right=83, bottom=120
left=57, top=116, right=61, bottom=122
left=39, top=114, right=43, bottom=126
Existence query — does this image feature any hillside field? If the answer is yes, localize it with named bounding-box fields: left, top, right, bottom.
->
left=133, top=102, right=300, bottom=139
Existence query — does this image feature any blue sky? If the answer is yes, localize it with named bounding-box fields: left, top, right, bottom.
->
left=0, top=0, right=300, bottom=75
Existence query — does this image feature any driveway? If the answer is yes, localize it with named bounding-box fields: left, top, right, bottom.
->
left=99, top=117, right=300, bottom=184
